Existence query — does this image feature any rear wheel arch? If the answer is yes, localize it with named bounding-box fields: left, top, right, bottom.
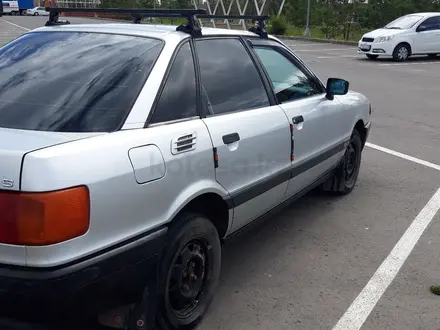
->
left=170, top=192, right=230, bottom=240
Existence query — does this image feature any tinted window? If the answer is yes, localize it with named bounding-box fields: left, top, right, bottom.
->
left=420, top=17, right=440, bottom=31
left=253, top=46, right=322, bottom=103
left=0, top=32, right=163, bottom=132
left=195, top=38, right=270, bottom=115
left=150, top=42, right=197, bottom=124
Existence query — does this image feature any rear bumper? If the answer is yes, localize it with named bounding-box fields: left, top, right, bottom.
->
left=0, top=227, right=167, bottom=329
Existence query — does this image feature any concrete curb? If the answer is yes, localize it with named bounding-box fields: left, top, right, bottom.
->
left=275, top=35, right=359, bottom=46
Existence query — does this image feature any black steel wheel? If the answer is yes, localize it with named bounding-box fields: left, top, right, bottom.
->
left=320, top=129, right=363, bottom=195
left=339, top=129, right=362, bottom=194
left=343, top=134, right=361, bottom=190
left=157, top=214, right=221, bottom=330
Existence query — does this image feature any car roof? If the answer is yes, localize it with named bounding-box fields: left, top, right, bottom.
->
left=30, top=22, right=267, bottom=41
left=407, top=12, right=440, bottom=17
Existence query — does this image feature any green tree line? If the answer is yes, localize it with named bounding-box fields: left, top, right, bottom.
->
left=275, top=0, right=440, bottom=40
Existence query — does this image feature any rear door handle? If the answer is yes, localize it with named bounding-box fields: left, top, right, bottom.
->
left=222, top=132, right=240, bottom=144
left=292, top=115, right=304, bottom=124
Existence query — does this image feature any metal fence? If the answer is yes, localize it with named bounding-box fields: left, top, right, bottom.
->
left=48, top=0, right=286, bottom=29
left=53, top=0, right=101, bottom=8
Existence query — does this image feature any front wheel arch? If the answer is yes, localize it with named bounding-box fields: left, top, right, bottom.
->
left=321, top=127, right=363, bottom=195
left=393, top=42, right=412, bottom=61
left=354, top=119, right=367, bottom=150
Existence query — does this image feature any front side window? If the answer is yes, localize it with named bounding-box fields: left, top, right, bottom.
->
left=0, top=32, right=163, bottom=132
left=253, top=46, right=323, bottom=104
left=195, top=38, right=270, bottom=116
left=418, top=16, right=440, bottom=31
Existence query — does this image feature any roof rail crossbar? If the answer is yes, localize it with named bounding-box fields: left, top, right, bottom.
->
left=43, top=8, right=269, bottom=38
left=44, top=7, right=206, bottom=35
left=198, top=14, right=269, bottom=38
left=45, top=10, right=71, bottom=26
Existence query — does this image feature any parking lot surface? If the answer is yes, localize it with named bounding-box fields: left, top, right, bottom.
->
left=1, top=15, right=440, bottom=330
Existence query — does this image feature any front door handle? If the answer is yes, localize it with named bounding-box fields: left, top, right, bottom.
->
left=222, top=132, right=240, bottom=144
left=292, top=115, right=304, bottom=124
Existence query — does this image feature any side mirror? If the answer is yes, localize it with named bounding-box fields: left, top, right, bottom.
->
left=326, top=78, right=349, bottom=100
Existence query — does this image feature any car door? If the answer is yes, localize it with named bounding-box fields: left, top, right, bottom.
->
left=140, top=41, right=224, bottom=228
left=248, top=38, right=351, bottom=199
left=194, top=37, right=292, bottom=233
left=414, top=16, right=440, bottom=53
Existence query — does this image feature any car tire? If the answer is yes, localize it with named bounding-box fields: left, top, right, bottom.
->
left=392, top=43, right=410, bottom=62
left=428, top=54, right=438, bottom=58
left=34, top=12, right=39, bottom=16
left=366, top=54, right=379, bottom=60
left=157, top=213, right=221, bottom=330
left=321, top=129, right=363, bottom=195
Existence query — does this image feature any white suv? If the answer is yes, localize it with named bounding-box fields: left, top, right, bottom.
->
left=358, top=12, right=440, bottom=61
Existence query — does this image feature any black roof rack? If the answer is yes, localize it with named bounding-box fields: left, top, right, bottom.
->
left=199, top=14, right=269, bottom=38
left=44, top=7, right=269, bottom=38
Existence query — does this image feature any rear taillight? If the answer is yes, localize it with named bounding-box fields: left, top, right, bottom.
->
left=0, top=186, right=90, bottom=246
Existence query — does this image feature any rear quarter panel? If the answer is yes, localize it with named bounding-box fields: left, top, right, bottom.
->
left=21, top=122, right=228, bottom=267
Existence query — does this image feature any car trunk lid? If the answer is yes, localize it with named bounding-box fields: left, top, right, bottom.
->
left=0, top=127, right=102, bottom=191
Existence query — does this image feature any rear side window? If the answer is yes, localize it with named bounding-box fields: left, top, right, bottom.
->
left=149, top=42, right=197, bottom=124
left=0, top=32, right=163, bottom=132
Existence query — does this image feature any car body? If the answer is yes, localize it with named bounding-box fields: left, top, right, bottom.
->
left=0, top=0, right=19, bottom=15
left=26, top=6, right=50, bottom=16
left=1, top=0, right=33, bottom=15
left=358, top=12, right=440, bottom=61
left=0, top=13, right=372, bottom=330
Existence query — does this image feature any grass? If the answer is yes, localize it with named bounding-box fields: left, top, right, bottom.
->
left=285, top=26, right=369, bottom=42
left=430, top=285, right=440, bottom=295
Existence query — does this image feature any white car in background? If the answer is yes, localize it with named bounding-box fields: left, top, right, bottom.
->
left=358, top=12, right=440, bottom=61
left=26, top=6, right=50, bottom=16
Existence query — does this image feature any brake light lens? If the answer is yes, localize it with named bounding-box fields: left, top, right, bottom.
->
left=0, top=186, right=90, bottom=246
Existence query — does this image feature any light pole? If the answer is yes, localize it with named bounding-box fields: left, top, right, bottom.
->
left=304, top=0, right=311, bottom=37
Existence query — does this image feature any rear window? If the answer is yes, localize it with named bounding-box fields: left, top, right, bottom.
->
left=0, top=32, right=163, bottom=132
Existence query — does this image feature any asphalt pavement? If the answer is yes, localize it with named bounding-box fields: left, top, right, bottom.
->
left=1, top=15, right=440, bottom=330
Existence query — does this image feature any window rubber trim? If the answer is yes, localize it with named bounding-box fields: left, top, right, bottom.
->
left=189, top=38, right=204, bottom=119
left=240, top=36, right=278, bottom=106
